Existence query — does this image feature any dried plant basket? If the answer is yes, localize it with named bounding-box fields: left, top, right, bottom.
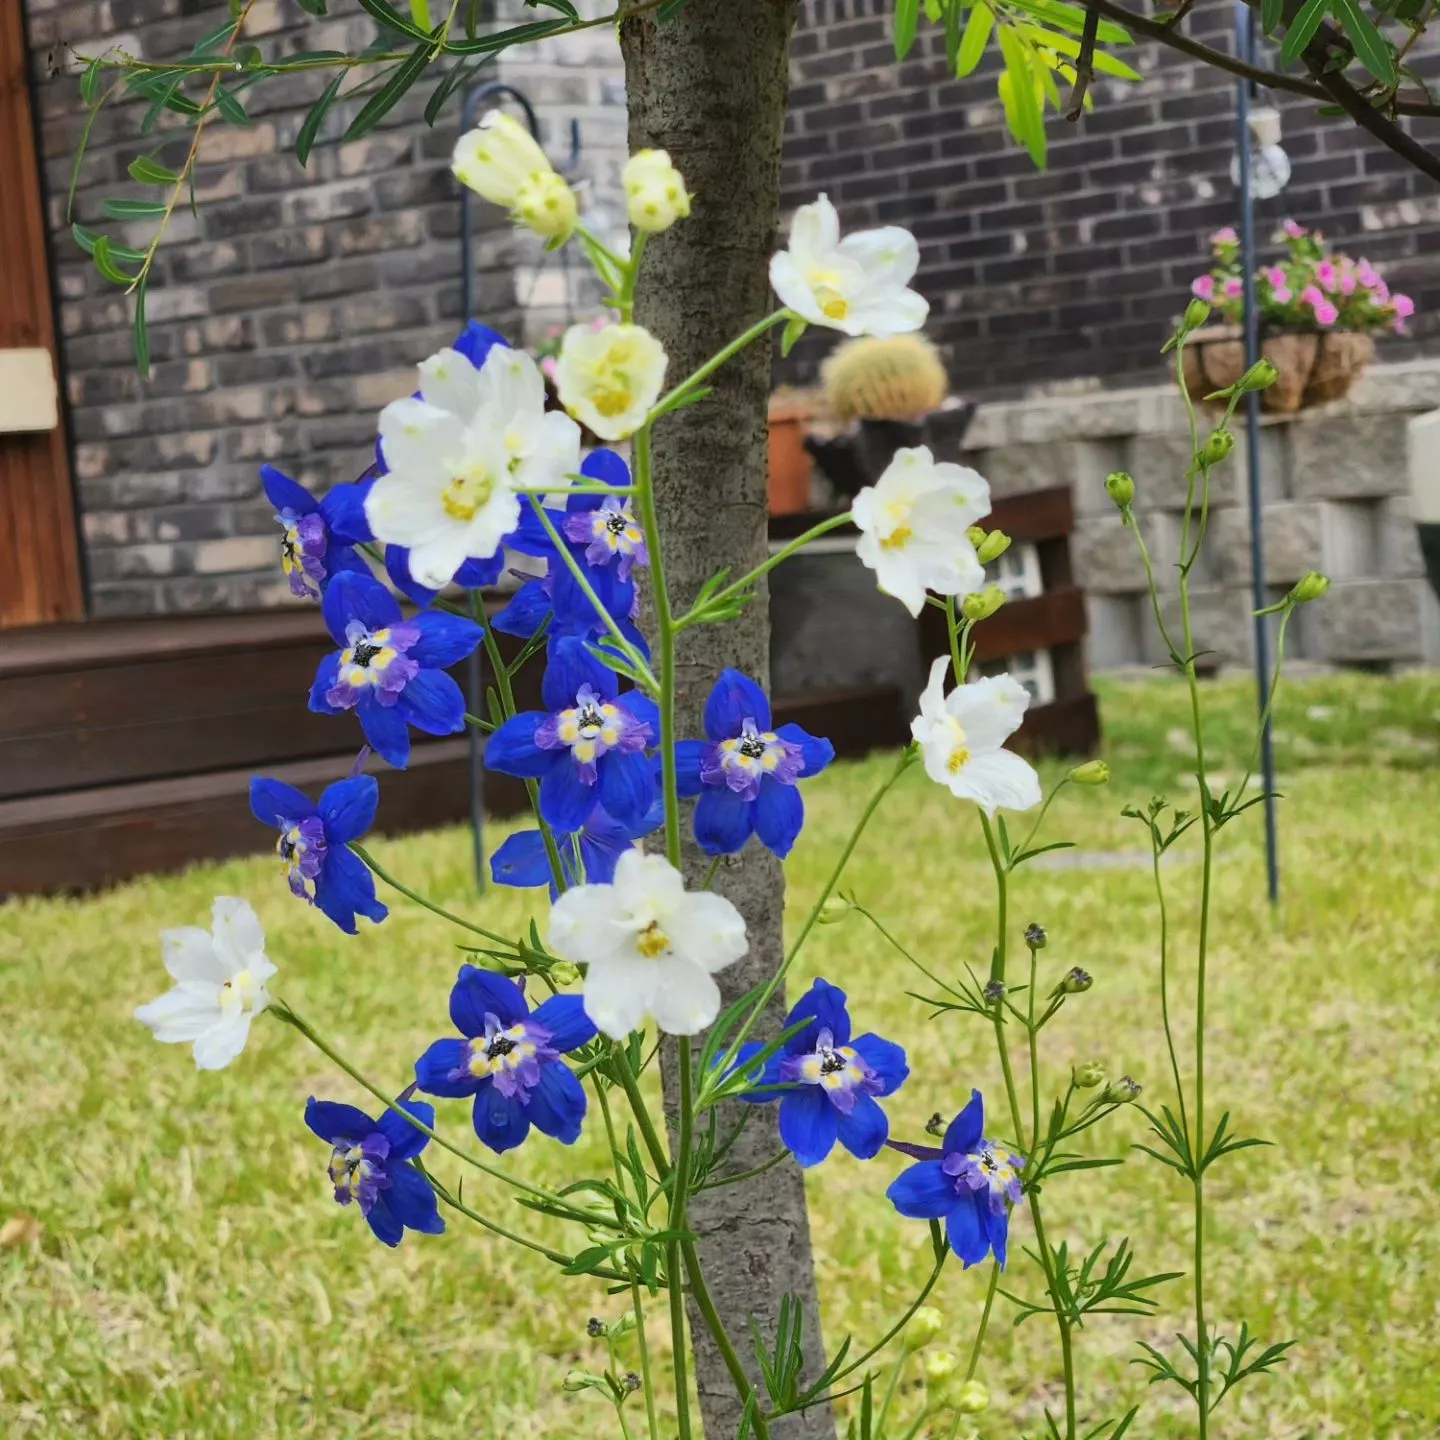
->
left=1181, top=325, right=1375, bottom=414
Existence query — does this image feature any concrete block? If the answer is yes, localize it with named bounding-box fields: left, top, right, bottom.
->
left=1407, top=407, right=1440, bottom=524
left=1289, top=411, right=1409, bottom=500
left=1307, top=578, right=1431, bottom=664
left=1072, top=512, right=1175, bottom=594
left=1147, top=586, right=1255, bottom=671
left=1085, top=593, right=1146, bottom=669
left=1377, top=496, right=1427, bottom=579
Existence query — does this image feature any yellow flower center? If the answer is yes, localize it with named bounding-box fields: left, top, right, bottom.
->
left=443, top=466, right=497, bottom=522
left=879, top=525, right=913, bottom=551
left=635, top=921, right=670, bottom=959
left=944, top=717, right=970, bottom=774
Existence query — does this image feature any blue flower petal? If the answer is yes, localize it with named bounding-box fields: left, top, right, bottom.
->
left=304, top=1097, right=374, bottom=1145
left=250, top=776, right=316, bottom=829
left=455, top=553, right=505, bottom=589
left=385, top=545, right=438, bottom=609
left=623, top=689, right=660, bottom=737
left=886, top=1159, right=955, bottom=1219
left=450, top=964, right=529, bottom=1034
left=581, top=447, right=630, bottom=488
left=261, top=464, right=317, bottom=517
left=753, top=777, right=804, bottom=858
left=985, top=1204, right=1009, bottom=1269
left=525, top=1061, right=588, bottom=1144
left=674, top=740, right=707, bottom=798
left=508, top=500, right=565, bottom=559
left=322, top=572, right=400, bottom=646
left=491, top=579, right=552, bottom=639
left=409, top=610, right=485, bottom=669
left=377, top=1097, right=435, bottom=1161
left=325, top=545, right=372, bottom=584
left=850, top=1033, right=909, bottom=1097
left=694, top=785, right=754, bottom=856
left=472, top=1082, right=532, bottom=1154
left=356, top=695, right=411, bottom=769
left=383, top=1159, right=446, bottom=1236
left=778, top=1086, right=839, bottom=1167
left=308, top=653, right=344, bottom=715
left=704, top=669, right=772, bottom=740
left=415, top=1037, right=480, bottom=1098
left=948, top=1193, right=992, bottom=1268
left=944, top=1089, right=985, bottom=1156
left=834, top=1091, right=889, bottom=1160
left=539, top=759, right=598, bottom=834
left=315, top=846, right=388, bottom=933
left=364, top=1189, right=406, bottom=1247
left=542, top=635, right=618, bottom=712
left=597, top=749, right=656, bottom=831
left=317, top=775, right=379, bottom=844
left=452, top=320, right=509, bottom=369
left=397, top=669, right=466, bottom=737
left=490, top=830, right=555, bottom=889
left=485, top=713, right=554, bottom=778
left=530, top=993, right=598, bottom=1053
left=775, top=723, right=836, bottom=778
left=785, top=978, right=852, bottom=1053
left=319, top=478, right=374, bottom=544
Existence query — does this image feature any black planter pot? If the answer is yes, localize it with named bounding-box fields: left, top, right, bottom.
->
left=804, top=404, right=977, bottom=498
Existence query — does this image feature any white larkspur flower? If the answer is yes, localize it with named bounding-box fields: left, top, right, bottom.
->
left=452, top=110, right=577, bottom=242
left=134, top=897, right=276, bottom=1070
left=622, top=149, right=691, bottom=233
left=911, top=658, right=1042, bottom=815
left=549, top=850, right=747, bottom=1039
left=770, top=193, right=927, bottom=337
left=852, top=446, right=990, bottom=617
left=366, top=342, right=580, bottom=591
left=554, top=322, right=668, bottom=442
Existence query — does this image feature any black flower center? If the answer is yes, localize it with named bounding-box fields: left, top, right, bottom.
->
left=487, top=1034, right=517, bottom=1060
left=351, top=640, right=381, bottom=668
left=605, top=510, right=630, bottom=536
left=576, top=704, right=605, bottom=734
left=818, top=1047, right=847, bottom=1076
left=738, top=734, right=767, bottom=759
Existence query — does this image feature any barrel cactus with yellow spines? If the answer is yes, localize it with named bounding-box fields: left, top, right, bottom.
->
left=821, top=333, right=949, bottom=422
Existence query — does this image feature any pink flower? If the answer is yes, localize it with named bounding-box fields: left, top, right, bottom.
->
left=1282, top=219, right=1308, bottom=239
left=1272, top=286, right=1292, bottom=305
left=1302, top=286, right=1338, bottom=326
left=1337, top=264, right=1357, bottom=297
left=1191, top=274, right=1216, bottom=301
left=1222, top=277, right=1243, bottom=299
left=1211, top=226, right=1238, bottom=247
left=540, top=355, right=559, bottom=381
left=1393, top=293, right=1415, bottom=319
left=1314, top=260, right=1338, bottom=292
left=1262, top=266, right=1287, bottom=289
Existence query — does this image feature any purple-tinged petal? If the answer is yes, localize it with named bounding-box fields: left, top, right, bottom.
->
left=262, top=465, right=318, bottom=517
left=949, top=1193, right=992, bottom=1268
left=597, top=749, right=656, bottom=832
left=486, top=713, right=554, bottom=778
left=674, top=740, right=707, bottom=797
left=319, top=478, right=374, bottom=544
left=408, top=610, right=485, bottom=669
left=834, top=1091, right=889, bottom=1160
left=524, top=1061, right=587, bottom=1144
left=305, top=1097, right=375, bottom=1145
left=850, top=1033, right=909, bottom=1097
left=472, top=1083, right=532, bottom=1154
left=774, top=723, right=836, bottom=778
left=383, top=1158, right=445, bottom=1235
left=356, top=694, right=411, bottom=769
left=944, top=1089, right=985, bottom=1157
left=315, top=846, right=388, bottom=933
left=364, top=1190, right=407, bottom=1247
left=886, top=1159, right=956, bottom=1219
left=985, top=1203, right=1010, bottom=1269
left=539, top=758, right=598, bottom=834
left=377, top=1097, right=435, bottom=1161
left=415, top=1037, right=480, bottom=1098
left=529, top=994, right=597, bottom=1053
left=322, top=572, right=401, bottom=646
left=542, top=635, right=619, bottom=712
left=397, top=669, right=466, bottom=737
left=309, top=653, right=345, bottom=716
left=694, top=785, right=754, bottom=856
left=785, top=978, right=853, bottom=1053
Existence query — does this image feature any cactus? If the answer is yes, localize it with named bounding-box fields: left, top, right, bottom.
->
left=821, top=334, right=948, bottom=422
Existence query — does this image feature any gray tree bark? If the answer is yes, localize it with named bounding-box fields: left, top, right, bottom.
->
left=620, top=5, right=834, bottom=1438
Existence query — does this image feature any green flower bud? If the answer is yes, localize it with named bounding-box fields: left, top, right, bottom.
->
left=1069, top=760, right=1110, bottom=786
left=1238, top=358, right=1279, bottom=392
left=966, top=525, right=987, bottom=549
left=1024, top=922, right=1047, bottom=950
left=1061, top=966, right=1093, bottom=995
left=550, top=960, right=581, bottom=987
left=975, top=528, right=1012, bottom=564
left=956, top=1379, right=990, bottom=1414
left=562, top=1368, right=608, bottom=1394
left=818, top=895, right=853, bottom=925
left=1184, top=298, right=1212, bottom=331
left=1200, top=429, right=1234, bottom=466
left=1104, top=471, right=1135, bottom=509
left=923, top=1351, right=960, bottom=1388
left=904, top=1305, right=946, bottom=1351
left=1072, top=1060, right=1107, bottom=1089
left=1289, top=570, right=1330, bottom=604
left=586, top=1316, right=607, bottom=1338
left=1101, top=1075, right=1142, bottom=1105
left=983, top=979, right=1007, bottom=1004
left=961, top=585, right=1006, bottom=623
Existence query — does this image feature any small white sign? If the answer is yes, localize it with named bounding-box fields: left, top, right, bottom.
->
left=0, top=349, right=59, bottom=434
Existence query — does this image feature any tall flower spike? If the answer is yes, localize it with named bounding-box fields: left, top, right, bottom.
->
left=911, top=657, right=1042, bottom=815
left=770, top=194, right=928, bottom=338
left=452, top=110, right=578, bottom=243
left=549, top=850, right=748, bottom=1038
left=851, top=446, right=991, bottom=617
left=134, top=897, right=275, bottom=1070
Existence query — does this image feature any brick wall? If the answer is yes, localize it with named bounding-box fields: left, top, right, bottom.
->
left=780, top=0, right=1440, bottom=394
left=23, top=0, right=626, bottom=618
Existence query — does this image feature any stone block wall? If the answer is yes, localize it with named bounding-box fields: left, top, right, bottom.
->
left=960, top=360, right=1440, bottom=670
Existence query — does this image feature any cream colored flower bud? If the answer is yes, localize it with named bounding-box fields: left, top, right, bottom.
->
left=622, top=148, right=691, bottom=233
left=453, top=111, right=577, bottom=243
left=903, top=1305, right=945, bottom=1351
left=956, top=1379, right=989, bottom=1414
left=555, top=322, right=668, bottom=442
left=923, top=1351, right=959, bottom=1387
left=550, top=960, right=581, bottom=987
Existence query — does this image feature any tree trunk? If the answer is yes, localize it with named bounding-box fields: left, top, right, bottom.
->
left=620, top=6, right=834, bottom=1438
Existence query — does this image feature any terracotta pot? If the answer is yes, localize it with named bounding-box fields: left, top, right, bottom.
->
left=1182, top=325, right=1374, bottom=414
left=767, top=405, right=815, bottom=516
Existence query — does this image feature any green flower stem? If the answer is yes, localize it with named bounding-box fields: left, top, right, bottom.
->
left=646, top=310, right=791, bottom=424
left=1239, top=601, right=1294, bottom=793
left=667, top=1041, right=696, bottom=1440
left=873, top=1347, right=908, bottom=1437
left=965, top=1259, right=1002, bottom=1381
left=822, top=1251, right=948, bottom=1389
left=675, top=511, right=854, bottom=629
left=1149, top=828, right=1189, bottom=1137
left=612, top=1045, right=672, bottom=1181
left=630, top=1270, right=662, bottom=1440
left=349, top=842, right=519, bottom=954
left=679, top=1237, right=771, bottom=1440
left=1028, top=940, right=1042, bottom=1155
left=1010, top=777, right=1073, bottom=869
left=693, top=1149, right=786, bottom=1193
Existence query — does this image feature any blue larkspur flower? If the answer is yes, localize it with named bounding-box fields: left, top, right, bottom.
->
left=261, top=465, right=371, bottom=600
left=305, top=1095, right=446, bottom=1247
left=414, top=966, right=597, bottom=1154
left=675, top=670, right=835, bottom=858
left=485, top=635, right=658, bottom=833
left=249, top=774, right=388, bottom=934
left=308, top=571, right=483, bottom=769
left=731, top=978, right=908, bottom=1167
left=491, top=797, right=662, bottom=899
left=886, top=1088, right=1025, bottom=1268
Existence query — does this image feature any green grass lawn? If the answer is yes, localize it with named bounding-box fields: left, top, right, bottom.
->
left=3, top=671, right=1440, bottom=1439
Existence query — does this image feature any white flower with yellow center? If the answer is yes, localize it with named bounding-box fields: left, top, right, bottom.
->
left=770, top=193, right=928, bottom=337
left=548, top=850, right=747, bottom=1039
left=622, top=149, right=692, bottom=233
left=851, top=446, right=990, bottom=617
left=554, top=322, right=668, bottom=442
left=134, top=897, right=276, bottom=1070
left=452, top=110, right=578, bottom=243
left=366, top=342, right=579, bottom=591
left=911, top=658, right=1041, bottom=815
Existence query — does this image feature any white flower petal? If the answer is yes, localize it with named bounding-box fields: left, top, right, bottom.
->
left=583, top=955, right=658, bottom=1040
left=160, top=926, right=226, bottom=985
left=612, top=850, right=686, bottom=912
left=418, top=347, right=482, bottom=419
left=135, top=983, right=222, bottom=1043
left=947, top=673, right=1031, bottom=751
left=769, top=251, right=824, bottom=326
left=550, top=883, right=629, bottom=968
left=947, top=748, right=1042, bottom=815
left=408, top=530, right=474, bottom=591
left=364, top=472, right=453, bottom=549
left=665, top=891, right=748, bottom=974
left=788, top=195, right=841, bottom=260
left=192, top=1012, right=254, bottom=1071
left=378, top=397, right=464, bottom=482
left=210, top=897, right=265, bottom=970
left=857, top=533, right=927, bottom=617
left=479, top=344, right=547, bottom=420
left=647, top=959, right=722, bottom=1036
left=837, top=227, right=920, bottom=288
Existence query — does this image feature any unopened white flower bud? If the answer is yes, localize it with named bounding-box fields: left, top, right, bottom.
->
left=622, top=149, right=691, bottom=233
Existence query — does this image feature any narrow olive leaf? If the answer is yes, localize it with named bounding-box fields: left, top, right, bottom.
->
left=191, top=17, right=238, bottom=53
left=1279, top=0, right=1329, bottom=62
left=128, top=155, right=180, bottom=185
left=102, top=197, right=169, bottom=220
left=894, top=0, right=920, bottom=60
left=79, top=57, right=103, bottom=105
left=532, top=0, right=580, bottom=18
left=1260, top=0, right=1283, bottom=31
left=944, top=0, right=964, bottom=70
left=297, top=0, right=328, bottom=13
left=91, top=235, right=137, bottom=286
left=296, top=70, right=346, bottom=165
left=214, top=85, right=252, bottom=126
left=445, top=17, right=569, bottom=53
left=344, top=43, right=430, bottom=140
left=353, top=0, right=431, bottom=39
left=1023, top=0, right=1128, bottom=42
left=71, top=223, right=99, bottom=255
left=424, top=54, right=488, bottom=125
left=999, top=24, right=1046, bottom=166
left=1332, top=0, right=1397, bottom=84
left=67, top=90, right=110, bottom=221
left=780, top=314, right=807, bottom=358
left=957, top=1, right=996, bottom=76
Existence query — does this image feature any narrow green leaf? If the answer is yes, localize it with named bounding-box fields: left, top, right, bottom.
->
left=943, top=0, right=964, bottom=70
left=91, top=235, right=137, bottom=285
left=102, top=197, right=169, bottom=220
left=1020, top=0, right=1129, bottom=42
left=354, top=0, right=431, bottom=39
left=894, top=0, right=920, bottom=59
left=532, top=0, right=580, bottom=17
left=79, top=58, right=103, bottom=105
left=191, top=17, right=238, bottom=54
left=134, top=271, right=151, bottom=378
left=424, top=54, right=488, bottom=126
left=999, top=24, right=1046, bottom=166
left=297, top=71, right=346, bottom=165
left=445, top=17, right=569, bottom=53
left=1280, top=0, right=1330, bottom=61
left=71, top=222, right=99, bottom=255
left=657, top=0, right=694, bottom=19
left=1332, top=0, right=1397, bottom=83
left=127, top=155, right=179, bottom=185
left=780, top=314, right=807, bottom=358
left=297, top=0, right=328, bottom=13
left=344, top=43, right=430, bottom=140
left=957, top=2, right=995, bottom=74
left=1261, top=0, right=1283, bottom=31
left=214, top=85, right=252, bottom=126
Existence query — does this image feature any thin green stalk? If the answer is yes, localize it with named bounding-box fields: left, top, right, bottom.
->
left=679, top=1238, right=771, bottom=1440
left=1150, top=833, right=1189, bottom=1136
left=700, top=855, right=722, bottom=890
left=667, top=1042, right=696, bottom=1440
left=694, top=1149, right=786, bottom=1192
left=612, top=1045, right=672, bottom=1180
left=824, top=1252, right=948, bottom=1388
left=630, top=1272, right=662, bottom=1440
left=965, top=1260, right=1002, bottom=1381
left=349, top=842, right=519, bottom=953
left=1028, top=940, right=1042, bottom=1153
left=873, top=1348, right=908, bottom=1437
left=647, top=310, right=790, bottom=422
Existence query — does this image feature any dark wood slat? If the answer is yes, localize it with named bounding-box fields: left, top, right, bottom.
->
left=970, top=586, right=1088, bottom=663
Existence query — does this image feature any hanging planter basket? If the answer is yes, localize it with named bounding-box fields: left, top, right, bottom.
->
left=1182, top=324, right=1375, bottom=414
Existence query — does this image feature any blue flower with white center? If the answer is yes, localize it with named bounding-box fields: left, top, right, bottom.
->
left=304, top=1094, right=446, bottom=1248
left=485, top=636, right=658, bottom=833
left=886, top=1088, right=1026, bottom=1268
left=261, top=465, right=371, bottom=601
left=491, top=797, right=662, bottom=899
left=730, top=979, right=908, bottom=1167
left=675, top=670, right=835, bottom=858
left=414, top=965, right=597, bottom=1154
left=308, top=571, right=484, bottom=770
left=249, top=774, right=388, bottom=934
